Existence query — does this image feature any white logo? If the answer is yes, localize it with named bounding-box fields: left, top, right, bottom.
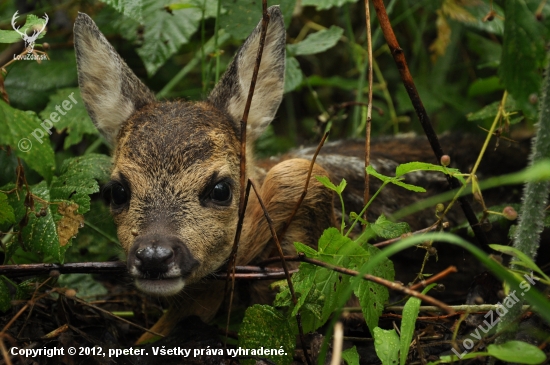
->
left=11, top=11, right=48, bottom=53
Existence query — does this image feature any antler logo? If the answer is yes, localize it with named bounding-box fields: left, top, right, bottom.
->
left=11, top=11, right=49, bottom=53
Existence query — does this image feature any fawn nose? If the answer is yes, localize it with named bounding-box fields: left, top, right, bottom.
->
left=128, top=235, right=198, bottom=279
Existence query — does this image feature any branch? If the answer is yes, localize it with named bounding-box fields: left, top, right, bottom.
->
left=371, top=0, right=488, bottom=247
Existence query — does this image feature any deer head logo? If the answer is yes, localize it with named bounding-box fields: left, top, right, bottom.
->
left=11, top=11, right=48, bottom=53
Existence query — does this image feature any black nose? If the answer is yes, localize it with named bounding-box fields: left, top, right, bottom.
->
left=128, top=235, right=199, bottom=279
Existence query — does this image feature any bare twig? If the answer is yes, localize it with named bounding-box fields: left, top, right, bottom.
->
left=329, top=322, right=344, bottom=365
left=371, top=0, right=488, bottom=246
left=363, top=0, right=374, bottom=226
left=409, top=265, right=457, bottom=291
left=249, top=179, right=312, bottom=365
left=279, top=131, right=329, bottom=242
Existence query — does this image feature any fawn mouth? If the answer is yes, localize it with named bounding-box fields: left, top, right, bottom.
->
left=134, top=277, right=185, bottom=296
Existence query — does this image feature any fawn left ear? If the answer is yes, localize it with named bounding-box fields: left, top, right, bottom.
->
left=208, top=6, right=286, bottom=141
left=74, top=12, right=155, bottom=147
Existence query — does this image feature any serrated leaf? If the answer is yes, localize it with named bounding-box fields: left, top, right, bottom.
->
left=487, top=341, right=546, bottom=364
left=352, top=244, right=394, bottom=335
left=390, top=179, right=426, bottom=193
left=342, top=346, right=360, bottom=365
left=370, top=215, right=411, bottom=240
left=0, top=100, right=55, bottom=180
left=400, top=284, right=436, bottom=365
left=0, top=277, right=11, bottom=312
left=499, top=0, right=546, bottom=119
left=0, top=14, right=48, bottom=44
left=39, top=88, right=98, bottom=149
left=132, top=0, right=218, bottom=76
left=99, top=0, right=143, bottom=22
left=289, top=228, right=371, bottom=332
left=219, top=0, right=295, bottom=40
left=301, top=0, right=358, bottom=11
left=284, top=56, right=303, bottom=93
left=0, top=193, right=15, bottom=225
left=50, top=154, right=112, bottom=214
left=56, top=203, right=84, bottom=247
left=287, top=26, right=343, bottom=56
left=373, top=327, right=400, bottom=365
left=239, top=305, right=294, bottom=365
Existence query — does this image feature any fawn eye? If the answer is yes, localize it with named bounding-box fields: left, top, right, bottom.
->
left=110, top=184, right=130, bottom=207
left=210, top=181, right=231, bottom=204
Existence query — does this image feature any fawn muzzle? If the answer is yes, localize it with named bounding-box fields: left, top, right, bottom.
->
left=128, top=234, right=199, bottom=296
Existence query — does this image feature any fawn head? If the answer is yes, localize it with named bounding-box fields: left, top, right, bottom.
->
left=74, top=7, right=286, bottom=296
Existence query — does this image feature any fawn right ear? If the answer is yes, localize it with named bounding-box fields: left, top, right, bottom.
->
left=74, top=13, right=155, bottom=146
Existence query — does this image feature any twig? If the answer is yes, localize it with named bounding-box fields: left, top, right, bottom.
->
left=225, top=0, right=270, bottom=348
left=371, top=0, right=488, bottom=247
left=363, top=0, right=373, bottom=226
left=409, top=265, right=457, bottom=291
left=0, top=261, right=126, bottom=278
left=329, top=322, right=344, bottom=365
left=66, top=295, right=164, bottom=338
left=249, top=179, right=312, bottom=365
left=279, top=131, right=329, bottom=242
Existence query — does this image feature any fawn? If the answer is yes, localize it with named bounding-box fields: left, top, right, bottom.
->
left=74, top=6, right=336, bottom=339
left=74, top=6, right=529, bottom=341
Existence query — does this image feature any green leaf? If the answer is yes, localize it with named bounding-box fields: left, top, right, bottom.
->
left=301, top=0, right=358, bottom=11
left=0, top=100, right=55, bottom=180
left=0, top=14, right=48, bottom=44
left=342, top=346, right=360, bottom=365
left=395, top=162, right=466, bottom=185
left=370, top=215, right=411, bottom=240
left=489, top=244, right=550, bottom=282
left=466, top=96, right=517, bottom=122
left=0, top=193, right=15, bottom=225
left=373, top=327, right=400, bottom=365
left=130, top=0, right=218, bottom=76
left=57, top=274, right=108, bottom=299
left=99, top=0, right=143, bottom=22
left=238, top=305, right=294, bottom=365
left=289, top=228, right=370, bottom=332
left=219, top=0, right=296, bottom=40
left=499, top=0, right=546, bottom=118
left=50, top=154, right=112, bottom=214
left=400, top=284, right=436, bottom=365
left=367, top=166, right=426, bottom=193
left=39, top=88, right=98, bottom=149
left=467, top=76, right=504, bottom=97
left=315, top=175, right=338, bottom=192
left=487, top=341, right=546, bottom=364
left=352, top=244, right=394, bottom=335
left=4, top=50, right=78, bottom=111
left=287, top=26, right=344, bottom=56
left=284, top=57, right=303, bottom=93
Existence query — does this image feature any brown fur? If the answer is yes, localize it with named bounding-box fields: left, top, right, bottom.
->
left=74, top=7, right=336, bottom=341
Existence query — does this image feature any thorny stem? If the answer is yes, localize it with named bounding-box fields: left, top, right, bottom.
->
left=371, top=0, right=488, bottom=246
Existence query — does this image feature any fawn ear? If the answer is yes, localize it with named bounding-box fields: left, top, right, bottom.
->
left=208, top=6, right=286, bottom=141
left=74, top=13, right=155, bottom=146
